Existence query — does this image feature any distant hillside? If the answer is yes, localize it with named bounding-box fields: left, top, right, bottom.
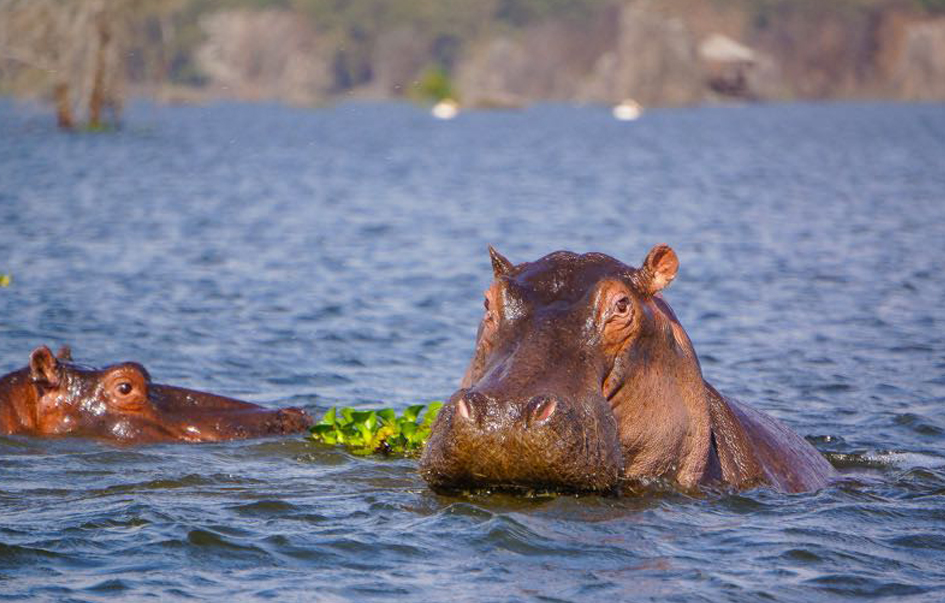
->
left=2, top=0, right=944, bottom=124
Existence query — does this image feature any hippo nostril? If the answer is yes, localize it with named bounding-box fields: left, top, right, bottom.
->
left=525, top=396, right=557, bottom=427
left=455, top=392, right=493, bottom=426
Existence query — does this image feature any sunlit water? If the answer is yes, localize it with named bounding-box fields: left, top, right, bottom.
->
left=1, top=100, right=944, bottom=601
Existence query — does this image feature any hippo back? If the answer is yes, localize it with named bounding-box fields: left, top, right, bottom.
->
left=706, top=383, right=835, bottom=493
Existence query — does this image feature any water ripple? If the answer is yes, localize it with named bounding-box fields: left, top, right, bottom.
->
left=1, top=100, right=944, bottom=601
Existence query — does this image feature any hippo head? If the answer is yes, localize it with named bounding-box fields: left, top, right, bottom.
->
left=0, top=345, right=311, bottom=442
left=420, top=244, right=694, bottom=493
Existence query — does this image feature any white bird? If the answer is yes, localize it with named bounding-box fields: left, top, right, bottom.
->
left=432, top=99, right=459, bottom=120
left=613, top=99, right=643, bottom=121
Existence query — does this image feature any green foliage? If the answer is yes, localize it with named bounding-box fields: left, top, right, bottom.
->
left=83, top=122, right=119, bottom=134
left=0, top=274, right=10, bottom=287
left=494, top=0, right=604, bottom=27
left=310, top=402, right=443, bottom=456
left=918, top=0, right=945, bottom=12
left=414, top=66, right=455, bottom=103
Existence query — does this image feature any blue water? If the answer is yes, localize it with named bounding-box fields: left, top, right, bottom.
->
left=1, top=100, right=944, bottom=601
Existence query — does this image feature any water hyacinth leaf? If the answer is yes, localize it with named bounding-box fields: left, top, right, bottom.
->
left=403, top=404, right=425, bottom=423
left=319, top=407, right=337, bottom=426
left=309, top=403, right=443, bottom=457
left=311, top=424, right=338, bottom=445
left=350, top=410, right=372, bottom=425
left=376, top=425, right=396, bottom=442
left=422, top=402, right=443, bottom=425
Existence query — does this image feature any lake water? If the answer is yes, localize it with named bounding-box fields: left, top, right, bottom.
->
left=1, top=100, right=944, bottom=601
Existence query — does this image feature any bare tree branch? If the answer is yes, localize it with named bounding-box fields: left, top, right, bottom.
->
left=0, top=0, right=127, bottom=128
left=0, top=47, right=57, bottom=72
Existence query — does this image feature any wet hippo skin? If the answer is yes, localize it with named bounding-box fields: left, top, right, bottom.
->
left=0, top=345, right=312, bottom=442
left=421, top=245, right=837, bottom=494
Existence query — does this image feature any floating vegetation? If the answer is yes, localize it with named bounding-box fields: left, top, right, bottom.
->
left=0, top=274, right=10, bottom=287
left=309, top=402, right=443, bottom=457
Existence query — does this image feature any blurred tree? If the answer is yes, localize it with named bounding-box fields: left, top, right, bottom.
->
left=125, top=0, right=189, bottom=86
left=0, top=0, right=134, bottom=129
left=3, top=0, right=945, bottom=111
left=415, top=66, right=455, bottom=102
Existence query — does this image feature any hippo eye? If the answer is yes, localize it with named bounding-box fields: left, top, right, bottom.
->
left=117, top=382, right=133, bottom=396
left=614, top=296, right=630, bottom=315
left=483, top=298, right=494, bottom=321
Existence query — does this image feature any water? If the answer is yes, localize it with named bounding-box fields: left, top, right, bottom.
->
left=1, top=100, right=944, bottom=601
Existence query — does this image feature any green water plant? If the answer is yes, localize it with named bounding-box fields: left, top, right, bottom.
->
left=414, top=66, right=456, bottom=103
left=0, top=274, right=10, bottom=287
left=309, top=402, right=443, bottom=457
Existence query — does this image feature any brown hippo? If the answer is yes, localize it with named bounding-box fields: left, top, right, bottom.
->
left=0, top=345, right=312, bottom=442
left=420, top=245, right=837, bottom=494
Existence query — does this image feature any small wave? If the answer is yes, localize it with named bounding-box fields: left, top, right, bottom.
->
left=83, top=578, right=131, bottom=594
left=0, top=542, right=63, bottom=563
left=187, top=528, right=253, bottom=550
left=168, top=528, right=276, bottom=565
left=474, top=515, right=566, bottom=557
left=826, top=450, right=945, bottom=471
left=894, top=412, right=944, bottom=437
left=886, top=533, right=945, bottom=551
left=863, top=451, right=945, bottom=470
left=84, top=473, right=241, bottom=496
left=230, top=499, right=300, bottom=517
left=805, top=573, right=928, bottom=598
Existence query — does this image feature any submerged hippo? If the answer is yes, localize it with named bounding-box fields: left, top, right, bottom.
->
left=0, top=345, right=312, bottom=442
left=421, top=245, right=837, bottom=494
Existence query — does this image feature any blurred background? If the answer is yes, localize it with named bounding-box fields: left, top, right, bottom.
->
left=2, top=0, right=945, bottom=128
left=2, top=2, right=945, bottom=601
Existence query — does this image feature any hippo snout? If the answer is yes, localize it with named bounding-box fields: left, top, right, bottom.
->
left=420, top=390, right=624, bottom=493
left=266, top=408, right=312, bottom=434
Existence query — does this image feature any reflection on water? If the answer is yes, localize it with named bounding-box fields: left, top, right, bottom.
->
left=1, top=100, right=944, bottom=601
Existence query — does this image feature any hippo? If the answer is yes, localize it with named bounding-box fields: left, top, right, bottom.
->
left=420, top=245, right=837, bottom=494
left=0, top=345, right=312, bottom=442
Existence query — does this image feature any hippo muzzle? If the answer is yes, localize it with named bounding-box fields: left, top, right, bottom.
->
left=145, top=384, right=313, bottom=442
left=420, top=387, right=624, bottom=493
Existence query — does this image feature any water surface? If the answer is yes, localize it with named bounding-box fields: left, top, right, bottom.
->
left=1, top=100, right=944, bottom=601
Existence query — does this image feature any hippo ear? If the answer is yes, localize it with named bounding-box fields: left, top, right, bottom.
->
left=488, top=245, right=514, bottom=279
left=56, top=345, right=73, bottom=361
left=29, top=346, right=60, bottom=388
left=637, top=244, right=679, bottom=296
